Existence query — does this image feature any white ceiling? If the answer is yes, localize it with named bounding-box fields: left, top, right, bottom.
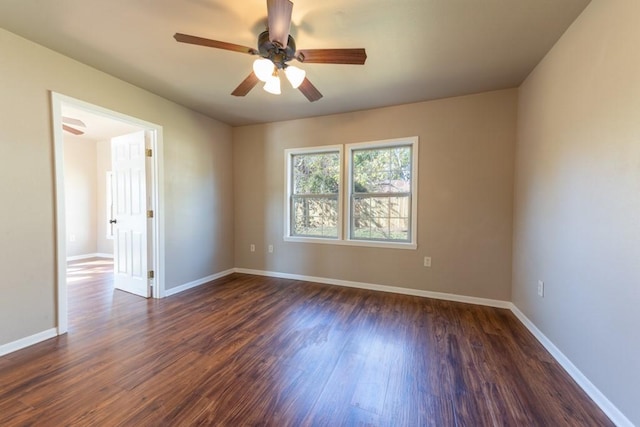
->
left=62, top=105, right=144, bottom=142
left=0, top=0, right=590, bottom=126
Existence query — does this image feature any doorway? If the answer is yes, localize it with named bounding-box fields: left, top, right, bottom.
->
left=52, top=92, right=164, bottom=335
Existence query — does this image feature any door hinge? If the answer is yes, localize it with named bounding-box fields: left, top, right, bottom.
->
left=147, top=210, right=154, bottom=218
left=145, top=148, right=152, bottom=157
left=148, top=270, right=155, bottom=279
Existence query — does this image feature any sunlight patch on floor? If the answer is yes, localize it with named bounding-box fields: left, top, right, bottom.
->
left=67, top=276, right=91, bottom=283
left=67, top=259, right=114, bottom=283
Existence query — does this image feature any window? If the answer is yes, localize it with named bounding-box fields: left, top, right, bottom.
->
left=286, top=146, right=342, bottom=239
left=349, top=143, right=413, bottom=243
left=106, top=171, right=115, bottom=240
left=285, top=137, right=418, bottom=249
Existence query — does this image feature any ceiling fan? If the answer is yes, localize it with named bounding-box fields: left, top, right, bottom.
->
left=173, top=0, right=367, bottom=102
left=62, top=116, right=86, bottom=136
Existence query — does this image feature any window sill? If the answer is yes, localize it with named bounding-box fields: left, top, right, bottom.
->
left=283, top=236, right=417, bottom=250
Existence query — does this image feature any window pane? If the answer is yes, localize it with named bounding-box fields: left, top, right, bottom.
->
left=293, top=152, right=340, bottom=195
left=351, top=195, right=410, bottom=241
left=287, top=139, right=416, bottom=246
left=353, top=146, right=411, bottom=193
left=292, top=196, right=338, bottom=238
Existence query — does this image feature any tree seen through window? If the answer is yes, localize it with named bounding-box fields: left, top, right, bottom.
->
left=291, top=151, right=340, bottom=238
left=351, top=146, right=412, bottom=241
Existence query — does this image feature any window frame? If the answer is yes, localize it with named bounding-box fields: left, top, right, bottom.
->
left=284, top=137, right=418, bottom=250
left=284, top=145, right=344, bottom=242
left=345, top=137, right=418, bottom=250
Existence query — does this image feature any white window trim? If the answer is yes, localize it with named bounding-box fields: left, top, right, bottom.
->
left=284, top=137, right=418, bottom=250
left=284, top=145, right=344, bottom=242
left=345, top=137, right=418, bottom=250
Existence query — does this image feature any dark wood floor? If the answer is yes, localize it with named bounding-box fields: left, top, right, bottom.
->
left=0, top=259, right=612, bottom=426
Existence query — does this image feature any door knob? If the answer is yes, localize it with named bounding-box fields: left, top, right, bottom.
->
left=109, top=219, right=117, bottom=224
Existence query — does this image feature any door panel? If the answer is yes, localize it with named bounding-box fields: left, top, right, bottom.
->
left=111, top=130, right=150, bottom=298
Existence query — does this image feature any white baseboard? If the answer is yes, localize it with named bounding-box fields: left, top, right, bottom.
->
left=164, top=268, right=235, bottom=297
left=234, top=267, right=630, bottom=426
left=234, top=268, right=512, bottom=309
left=67, top=253, right=113, bottom=262
left=95, top=253, right=114, bottom=259
left=510, top=305, right=633, bottom=427
left=1, top=267, right=630, bottom=426
left=0, top=328, right=58, bottom=357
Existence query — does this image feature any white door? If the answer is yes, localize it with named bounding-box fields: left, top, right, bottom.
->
left=111, top=130, right=150, bottom=298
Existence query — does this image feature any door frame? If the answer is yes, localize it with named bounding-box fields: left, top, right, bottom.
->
left=51, top=92, right=165, bottom=335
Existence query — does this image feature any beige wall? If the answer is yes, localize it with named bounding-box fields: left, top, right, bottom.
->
left=233, top=89, right=517, bottom=300
left=64, top=138, right=98, bottom=257
left=0, top=28, right=234, bottom=346
left=63, top=138, right=117, bottom=258
left=514, top=0, right=640, bottom=424
left=3, top=3, right=634, bottom=420
left=96, top=139, right=113, bottom=255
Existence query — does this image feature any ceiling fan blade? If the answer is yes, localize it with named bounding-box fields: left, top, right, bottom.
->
left=63, top=124, right=84, bottom=136
left=62, top=116, right=86, bottom=128
left=298, top=78, right=323, bottom=102
left=296, top=48, right=367, bottom=65
left=174, top=33, right=258, bottom=55
left=231, top=72, right=260, bottom=97
left=267, top=0, right=293, bottom=48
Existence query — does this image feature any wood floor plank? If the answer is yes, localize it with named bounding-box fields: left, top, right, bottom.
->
left=0, top=259, right=614, bottom=426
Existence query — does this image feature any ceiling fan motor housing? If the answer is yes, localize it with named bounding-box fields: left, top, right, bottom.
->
left=172, top=0, right=365, bottom=101
left=257, top=30, right=296, bottom=69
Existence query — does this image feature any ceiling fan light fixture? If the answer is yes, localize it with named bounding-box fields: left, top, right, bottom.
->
left=253, top=58, right=275, bottom=82
left=174, top=0, right=367, bottom=101
left=284, top=65, right=306, bottom=89
left=263, top=74, right=281, bottom=95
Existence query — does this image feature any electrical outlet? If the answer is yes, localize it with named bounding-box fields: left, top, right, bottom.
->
left=250, top=244, right=255, bottom=252
left=423, top=256, right=431, bottom=267
left=537, top=280, right=544, bottom=297
left=69, top=234, right=76, bottom=242
left=268, top=245, right=273, bottom=253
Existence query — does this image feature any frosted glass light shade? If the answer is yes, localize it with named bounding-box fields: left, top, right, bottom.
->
left=253, top=58, right=275, bottom=82
left=285, top=66, right=306, bottom=89
left=263, top=75, right=281, bottom=95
